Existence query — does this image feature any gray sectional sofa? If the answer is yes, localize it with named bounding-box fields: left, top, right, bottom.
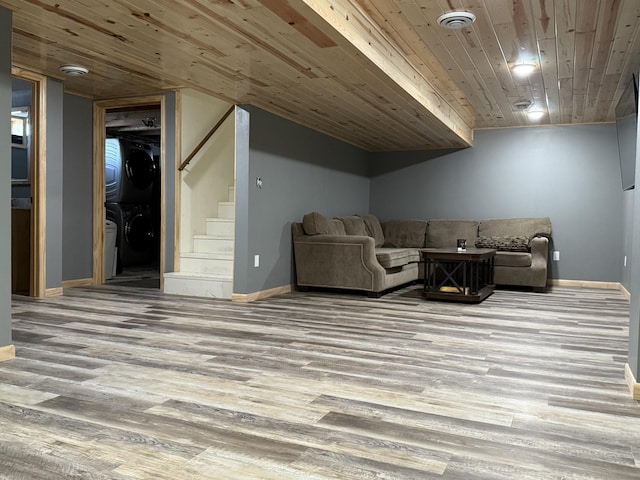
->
left=292, top=212, right=552, bottom=296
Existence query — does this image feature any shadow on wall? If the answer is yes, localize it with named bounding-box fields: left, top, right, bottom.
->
left=368, top=148, right=466, bottom=177
left=265, top=222, right=296, bottom=290
left=244, top=105, right=370, bottom=177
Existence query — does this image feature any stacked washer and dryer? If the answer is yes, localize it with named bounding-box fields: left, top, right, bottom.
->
left=105, top=138, right=159, bottom=273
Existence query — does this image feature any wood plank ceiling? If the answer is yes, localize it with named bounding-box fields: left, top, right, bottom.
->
left=2, top=0, right=640, bottom=151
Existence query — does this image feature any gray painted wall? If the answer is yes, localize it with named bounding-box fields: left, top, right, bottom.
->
left=628, top=83, right=640, bottom=377
left=163, top=91, right=176, bottom=273
left=234, top=106, right=370, bottom=294
left=62, top=93, right=93, bottom=281
left=46, top=78, right=64, bottom=290
left=0, top=7, right=11, bottom=348
left=370, top=124, right=623, bottom=283
left=622, top=190, right=634, bottom=290
left=234, top=108, right=250, bottom=294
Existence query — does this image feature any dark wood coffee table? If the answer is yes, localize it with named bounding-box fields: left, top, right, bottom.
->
left=421, top=247, right=496, bottom=303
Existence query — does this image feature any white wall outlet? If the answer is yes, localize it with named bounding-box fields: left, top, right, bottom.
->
left=553, top=251, right=560, bottom=261
left=624, top=255, right=628, bottom=267
left=254, top=254, right=260, bottom=267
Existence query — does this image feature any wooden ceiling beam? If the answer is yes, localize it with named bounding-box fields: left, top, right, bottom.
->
left=294, top=0, right=474, bottom=147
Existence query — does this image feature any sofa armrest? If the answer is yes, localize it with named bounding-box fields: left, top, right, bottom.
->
left=530, top=237, right=550, bottom=288
left=530, top=236, right=549, bottom=262
left=293, top=235, right=386, bottom=291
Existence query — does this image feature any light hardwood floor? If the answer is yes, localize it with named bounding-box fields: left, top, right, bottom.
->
left=1, top=284, right=638, bottom=479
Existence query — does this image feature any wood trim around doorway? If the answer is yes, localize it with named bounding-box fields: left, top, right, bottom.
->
left=12, top=68, right=46, bottom=298
left=93, top=95, right=166, bottom=288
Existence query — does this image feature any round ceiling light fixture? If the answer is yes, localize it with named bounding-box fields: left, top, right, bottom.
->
left=513, top=100, right=533, bottom=111
left=59, top=64, right=89, bottom=76
left=437, top=11, right=476, bottom=29
left=511, top=63, right=536, bottom=77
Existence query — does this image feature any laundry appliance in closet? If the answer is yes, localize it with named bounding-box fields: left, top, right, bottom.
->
left=106, top=203, right=155, bottom=267
left=105, top=138, right=157, bottom=204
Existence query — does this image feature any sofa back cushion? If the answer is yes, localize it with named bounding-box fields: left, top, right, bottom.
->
left=291, top=222, right=305, bottom=237
left=479, top=217, right=552, bottom=239
left=382, top=220, right=427, bottom=248
left=337, top=215, right=369, bottom=236
left=360, top=214, right=385, bottom=247
left=427, top=220, right=479, bottom=248
left=302, top=212, right=346, bottom=235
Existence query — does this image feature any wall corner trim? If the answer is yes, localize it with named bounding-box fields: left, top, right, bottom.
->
left=625, top=363, right=640, bottom=400
left=620, top=284, right=631, bottom=301
left=0, top=345, right=16, bottom=362
left=232, top=285, right=292, bottom=303
left=44, top=287, right=64, bottom=297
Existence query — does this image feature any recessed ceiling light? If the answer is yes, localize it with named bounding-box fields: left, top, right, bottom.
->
left=59, top=64, right=89, bottom=76
left=437, top=11, right=476, bottom=29
left=511, top=63, right=536, bottom=77
left=527, top=109, right=545, bottom=120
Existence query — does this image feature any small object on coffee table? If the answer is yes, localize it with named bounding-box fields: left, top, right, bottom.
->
left=457, top=238, right=467, bottom=251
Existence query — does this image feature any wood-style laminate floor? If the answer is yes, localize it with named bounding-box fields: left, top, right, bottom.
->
left=1, top=284, right=637, bottom=479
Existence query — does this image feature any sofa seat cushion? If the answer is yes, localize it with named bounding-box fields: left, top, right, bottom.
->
left=375, top=248, right=410, bottom=269
left=303, top=212, right=346, bottom=235
left=494, top=251, right=532, bottom=267
left=405, top=248, right=421, bottom=263
left=476, top=235, right=530, bottom=252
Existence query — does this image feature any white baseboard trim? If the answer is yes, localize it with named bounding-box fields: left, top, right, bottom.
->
left=232, top=284, right=292, bottom=303
left=0, top=344, right=16, bottom=362
left=625, top=363, right=640, bottom=400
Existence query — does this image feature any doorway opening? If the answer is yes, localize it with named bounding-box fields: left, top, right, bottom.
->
left=10, top=69, right=46, bottom=297
left=94, top=96, right=166, bottom=290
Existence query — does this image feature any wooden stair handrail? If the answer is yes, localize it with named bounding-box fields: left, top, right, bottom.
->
left=178, top=105, right=235, bottom=172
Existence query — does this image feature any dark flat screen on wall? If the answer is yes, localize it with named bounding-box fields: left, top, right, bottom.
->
left=615, top=74, right=638, bottom=191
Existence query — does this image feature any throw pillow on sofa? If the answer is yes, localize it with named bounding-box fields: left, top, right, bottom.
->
left=475, top=235, right=530, bottom=252
left=302, top=212, right=346, bottom=236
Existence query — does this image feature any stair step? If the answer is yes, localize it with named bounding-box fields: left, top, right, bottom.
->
left=181, top=252, right=233, bottom=274
left=193, top=235, right=234, bottom=254
left=218, top=201, right=235, bottom=219
left=205, top=218, right=234, bottom=237
left=164, top=272, right=232, bottom=299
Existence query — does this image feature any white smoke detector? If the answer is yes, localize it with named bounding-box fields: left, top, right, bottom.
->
left=59, top=64, right=89, bottom=76
left=437, top=11, right=476, bottom=29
